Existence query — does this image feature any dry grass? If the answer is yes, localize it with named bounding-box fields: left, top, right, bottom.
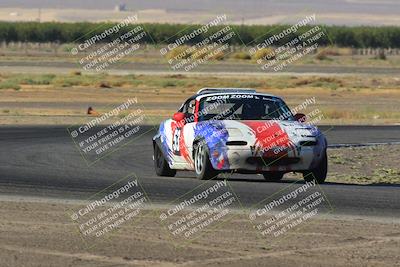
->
left=0, top=73, right=399, bottom=125
left=165, top=45, right=192, bottom=61
left=251, top=47, right=275, bottom=61
left=231, top=51, right=251, bottom=60
left=327, top=145, right=400, bottom=184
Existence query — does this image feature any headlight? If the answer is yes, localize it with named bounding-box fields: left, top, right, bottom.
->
left=226, top=128, right=243, bottom=137
left=296, top=128, right=315, bottom=137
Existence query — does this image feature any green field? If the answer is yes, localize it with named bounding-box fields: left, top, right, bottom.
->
left=1, top=21, right=400, bottom=48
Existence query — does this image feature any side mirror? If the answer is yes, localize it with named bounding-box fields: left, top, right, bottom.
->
left=173, top=112, right=186, bottom=122
left=294, top=113, right=306, bottom=122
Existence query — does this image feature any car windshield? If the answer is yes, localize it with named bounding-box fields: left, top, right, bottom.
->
left=198, top=94, right=294, bottom=121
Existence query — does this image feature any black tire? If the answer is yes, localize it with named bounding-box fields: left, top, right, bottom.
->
left=262, top=172, right=284, bottom=182
left=303, top=151, right=328, bottom=184
left=153, top=144, right=176, bottom=177
left=194, top=142, right=218, bottom=180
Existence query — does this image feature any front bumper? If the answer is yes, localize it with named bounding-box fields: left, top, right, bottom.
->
left=211, top=145, right=323, bottom=172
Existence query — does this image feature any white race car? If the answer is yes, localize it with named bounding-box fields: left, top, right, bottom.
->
left=153, top=88, right=328, bottom=183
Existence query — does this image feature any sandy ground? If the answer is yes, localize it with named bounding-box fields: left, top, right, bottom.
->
left=0, top=8, right=208, bottom=24
left=1, top=7, right=400, bottom=26
left=0, top=199, right=399, bottom=267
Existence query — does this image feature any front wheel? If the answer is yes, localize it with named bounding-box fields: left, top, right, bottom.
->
left=303, top=151, right=327, bottom=184
left=154, top=144, right=176, bottom=177
left=194, top=142, right=218, bottom=180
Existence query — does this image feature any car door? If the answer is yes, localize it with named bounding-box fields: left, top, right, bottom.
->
left=171, top=98, right=196, bottom=166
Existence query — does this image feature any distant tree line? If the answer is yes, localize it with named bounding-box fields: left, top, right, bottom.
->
left=0, top=21, right=399, bottom=48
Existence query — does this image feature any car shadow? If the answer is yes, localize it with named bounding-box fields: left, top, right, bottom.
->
left=210, top=175, right=400, bottom=187
left=174, top=171, right=400, bottom=187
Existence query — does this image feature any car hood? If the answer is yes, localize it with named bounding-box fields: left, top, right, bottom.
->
left=196, top=119, right=322, bottom=148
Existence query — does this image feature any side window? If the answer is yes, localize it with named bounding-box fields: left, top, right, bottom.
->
left=180, top=99, right=196, bottom=115
left=179, top=98, right=194, bottom=113
left=178, top=98, right=196, bottom=123
left=186, top=99, right=196, bottom=115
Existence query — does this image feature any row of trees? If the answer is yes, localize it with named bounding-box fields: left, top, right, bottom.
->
left=0, top=21, right=399, bottom=48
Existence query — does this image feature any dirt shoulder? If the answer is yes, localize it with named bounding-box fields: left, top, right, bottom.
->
left=0, top=199, right=399, bottom=267
left=326, top=145, right=400, bottom=184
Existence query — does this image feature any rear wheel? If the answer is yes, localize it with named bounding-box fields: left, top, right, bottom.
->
left=303, top=151, right=327, bottom=184
left=262, top=172, right=284, bottom=182
left=153, top=144, right=176, bottom=177
left=194, top=142, right=218, bottom=180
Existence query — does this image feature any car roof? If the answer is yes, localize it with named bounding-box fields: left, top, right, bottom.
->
left=193, top=88, right=279, bottom=100
left=197, top=88, right=257, bottom=95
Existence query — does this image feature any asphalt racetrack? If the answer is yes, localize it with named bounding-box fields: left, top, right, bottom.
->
left=0, top=125, right=399, bottom=218
left=1, top=61, right=400, bottom=75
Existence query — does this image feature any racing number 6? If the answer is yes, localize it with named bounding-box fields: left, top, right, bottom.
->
left=172, top=128, right=181, bottom=155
